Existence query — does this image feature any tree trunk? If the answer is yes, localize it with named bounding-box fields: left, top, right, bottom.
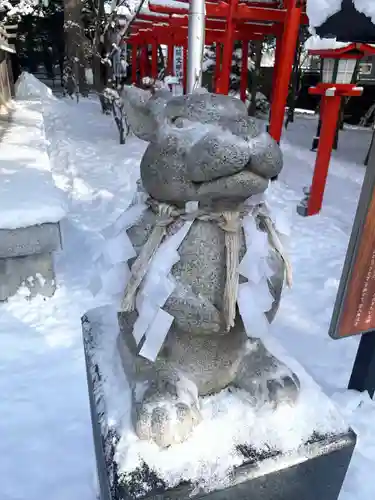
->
left=64, top=0, right=86, bottom=95
left=158, top=45, right=164, bottom=74
left=93, top=0, right=108, bottom=95
left=248, top=40, right=262, bottom=117
left=285, top=35, right=302, bottom=128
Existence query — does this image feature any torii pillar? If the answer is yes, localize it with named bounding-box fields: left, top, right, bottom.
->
left=216, top=0, right=238, bottom=94
left=268, top=0, right=302, bottom=143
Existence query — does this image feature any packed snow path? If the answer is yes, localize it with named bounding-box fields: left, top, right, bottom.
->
left=0, top=94, right=374, bottom=500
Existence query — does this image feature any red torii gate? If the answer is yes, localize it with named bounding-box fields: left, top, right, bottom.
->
left=125, top=0, right=309, bottom=144
left=129, top=18, right=272, bottom=95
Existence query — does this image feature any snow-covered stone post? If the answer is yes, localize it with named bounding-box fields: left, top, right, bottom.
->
left=82, top=85, right=357, bottom=500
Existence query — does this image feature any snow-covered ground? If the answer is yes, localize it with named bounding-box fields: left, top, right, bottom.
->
left=0, top=90, right=375, bottom=500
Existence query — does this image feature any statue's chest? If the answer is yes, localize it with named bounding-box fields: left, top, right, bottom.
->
left=171, top=220, right=246, bottom=304
left=126, top=205, right=274, bottom=308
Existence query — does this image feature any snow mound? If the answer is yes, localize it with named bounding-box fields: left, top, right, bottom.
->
left=15, top=72, right=57, bottom=102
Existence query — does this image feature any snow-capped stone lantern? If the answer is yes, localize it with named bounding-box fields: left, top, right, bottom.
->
left=297, top=41, right=375, bottom=217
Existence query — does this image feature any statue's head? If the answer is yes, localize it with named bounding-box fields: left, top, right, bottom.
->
left=121, top=87, right=283, bottom=207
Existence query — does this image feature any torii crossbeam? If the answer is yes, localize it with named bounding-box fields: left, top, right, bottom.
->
left=125, top=0, right=309, bottom=143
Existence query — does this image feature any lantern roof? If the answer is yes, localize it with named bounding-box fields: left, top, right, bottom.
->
left=309, top=0, right=375, bottom=43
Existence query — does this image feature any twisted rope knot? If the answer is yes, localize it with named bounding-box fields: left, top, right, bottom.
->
left=154, top=203, right=179, bottom=227
left=218, top=212, right=241, bottom=234
left=121, top=201, right=179, bottom=312
left=220, top=211, right=241, bottom=331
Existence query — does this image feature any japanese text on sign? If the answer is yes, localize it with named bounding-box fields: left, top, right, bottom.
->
left=174, top=46, right=184, bottom=81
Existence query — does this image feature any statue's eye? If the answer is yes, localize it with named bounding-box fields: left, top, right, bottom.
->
left=171, top=117, right=184, bottom=128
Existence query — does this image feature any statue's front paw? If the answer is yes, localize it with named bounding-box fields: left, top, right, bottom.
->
left=266, top=373, right=300, bottom=407
left=235, top=370, right=300, bottom=409
left=234, top=340, right=300, bottom=408
left=134, top=396, right=201, bottom=448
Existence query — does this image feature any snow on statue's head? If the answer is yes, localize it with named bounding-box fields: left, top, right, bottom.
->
left=118, top=86, right=299, bottom=449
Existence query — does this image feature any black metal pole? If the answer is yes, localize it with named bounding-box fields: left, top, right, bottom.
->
left=311, top=113, right=340, bottom=151
left=285, top=33, right=301, bottom=130
left=346, top=128, right=375, bottom=399
left=311, top=117, right=322, bottom=151
left=365, top=127, right=375, bottom=166
left=348, top=333, right=375, bottom=398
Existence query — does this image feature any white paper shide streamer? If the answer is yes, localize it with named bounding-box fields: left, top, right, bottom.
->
left=135, top=219, right=194, bottom=362
left=122, top=196, right=291, bottom=361
left=89, top=201, right=147, bottom=304
left=237, top=214, right=274, bottom=338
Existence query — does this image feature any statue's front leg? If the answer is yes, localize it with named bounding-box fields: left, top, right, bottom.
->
left=133, top=366, right=201, bottom=448
left=164, top=281, right=223, bottom=335
left=233, top=338, right=300, bottom=407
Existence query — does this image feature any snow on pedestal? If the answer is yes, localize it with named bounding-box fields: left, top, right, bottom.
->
left=1, top=72, right=65, bottom=230
left=0, top=72, right=66, bottom=300
left=0, top=100, right=66, bottom=230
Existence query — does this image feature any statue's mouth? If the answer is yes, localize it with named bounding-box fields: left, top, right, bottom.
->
left=190, top=169, right=269, bottom=204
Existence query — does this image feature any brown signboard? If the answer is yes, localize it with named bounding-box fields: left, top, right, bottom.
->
left=330, top=137, right=375, bottom=339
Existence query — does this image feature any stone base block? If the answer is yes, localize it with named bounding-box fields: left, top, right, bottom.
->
left=0, top=222, right=61, bottom=259
left=0, top=252, right=56, bottom=301
left=82, top=310, right=357, bottom=500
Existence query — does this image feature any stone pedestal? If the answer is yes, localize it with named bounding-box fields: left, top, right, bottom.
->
left=0, top=223, right=61, bottom=301
left=82, top=308, right=356, bottom=500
